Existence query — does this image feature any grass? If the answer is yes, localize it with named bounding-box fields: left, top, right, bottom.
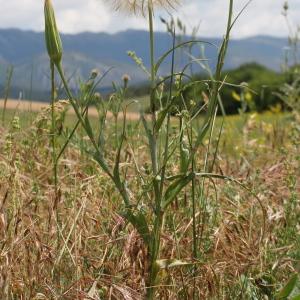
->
left=0, top=106, right=299, bottom=299
left=0, top=0, right=299, bottom=299
left=1, top=103, right=291, bottom=162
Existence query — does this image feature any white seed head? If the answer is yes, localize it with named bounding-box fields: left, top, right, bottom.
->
left=90, top=68, right=100, bottom=79
left=106, top=0, right=180, bottom=15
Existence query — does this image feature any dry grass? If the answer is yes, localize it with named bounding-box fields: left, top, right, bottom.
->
left=0, top=111, right=299, bottom=299
left=0, top=99, right=144, bottom=121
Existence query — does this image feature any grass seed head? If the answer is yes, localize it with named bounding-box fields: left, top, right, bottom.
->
left=44, top=0, right=63, bottom=65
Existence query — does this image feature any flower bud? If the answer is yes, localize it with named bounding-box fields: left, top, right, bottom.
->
left=122, top=74, right=131, bottom=89
left=90, top=68, right=100, bottom=80
left=44, top=0, right=63, bottom=65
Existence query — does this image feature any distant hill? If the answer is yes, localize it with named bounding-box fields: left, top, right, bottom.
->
left=0, top=28, right=288, bottom=100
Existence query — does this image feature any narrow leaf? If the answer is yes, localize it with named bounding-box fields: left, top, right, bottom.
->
left=162, top=173, right=195, bottom=209
left=276, top=274, right=298, bottom=299
left=154, top=106, right=170, bottom=133
left=155, top=40, right=213, bottom=74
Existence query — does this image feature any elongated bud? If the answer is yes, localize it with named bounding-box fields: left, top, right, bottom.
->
left=44, top=0, right=63, bottom=65
left=122, top=74, right=131, bottom=89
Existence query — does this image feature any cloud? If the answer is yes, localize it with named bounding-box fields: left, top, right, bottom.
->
left=158, top=0, right=296, bottom=38
left=0, top=0, right=299, bottom=37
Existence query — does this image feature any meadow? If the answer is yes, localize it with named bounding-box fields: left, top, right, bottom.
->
left=0, top=0, right=300, bottom=299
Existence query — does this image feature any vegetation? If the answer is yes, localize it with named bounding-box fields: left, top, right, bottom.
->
left=0, top=0, right=299, bottom=299
left=129, top=63, right=288, bottom=115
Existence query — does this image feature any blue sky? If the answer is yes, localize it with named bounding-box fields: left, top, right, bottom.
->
left=0, top=0, right=299, bottom=38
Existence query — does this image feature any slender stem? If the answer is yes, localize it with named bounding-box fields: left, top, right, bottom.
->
left=50, top=60, right=61, bottom=259
left=56, top=120, right=80, bottom=162
left=159, top=27, right=176, bottom=198
left=147, top=212, right=163, bottom=299
left=146, top=4, right=162, bottom=299
left=149, top=4, right=156, bottom=119
left=148, top=29, right=177, bottom=298
left=115, top=115, right=118, bottom=149
left=50, top=61, right=58, bottom=195
left=191, top=168, right=197, bottom=300
left=148, top=4, right=159, bottom=198
left=2, top=66, right=13, bottom=125
left=191, top=158, right=197, bottom=260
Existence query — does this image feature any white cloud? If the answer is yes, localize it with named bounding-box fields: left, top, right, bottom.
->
left=0, top=0, right=299, bottom=37
left=158, top=0, right=297, bottom=38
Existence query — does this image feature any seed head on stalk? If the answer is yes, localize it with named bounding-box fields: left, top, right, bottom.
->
left=44, top=0, right=63, bottom=66
left=107, top=0, right=180, bottom=15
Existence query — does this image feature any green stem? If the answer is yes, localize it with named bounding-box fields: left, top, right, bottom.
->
left=2, top=66, right=13, bottom=125
left=148, top=3, right=158, bottom=180
left=50, top=61, right=60, bottom=257
left=147, top=212, right=163, bottom=299
left=149, top=4, right=156, bottom=119
left=148, top=4, right=159, bottom=197
left=191, top=167, right=197, bottom=300
left=115, top=115, right=118, bottom=149
left=159, top=26, right=176, bottom=198
left=146, top=4, right=161, bottom=299
left=50, top=61, right=58, bottom=195
left=191, top=163, right=197, bottom=260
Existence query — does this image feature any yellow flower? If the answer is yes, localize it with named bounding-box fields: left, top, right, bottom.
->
left=269, top=103, right=282, bottom=114
left=245, top=91, right=253, bottom=103
left=232, top=91, right=241, bottom=102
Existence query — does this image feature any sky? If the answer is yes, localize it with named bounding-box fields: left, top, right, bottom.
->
left=0, top=0, right=299, bottom=38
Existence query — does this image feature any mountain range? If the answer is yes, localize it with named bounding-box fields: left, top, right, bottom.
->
left=0, top=28, right=289, bottom=100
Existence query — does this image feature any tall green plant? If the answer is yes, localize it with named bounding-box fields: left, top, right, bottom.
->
left=44, top=0, right=236, bottom=298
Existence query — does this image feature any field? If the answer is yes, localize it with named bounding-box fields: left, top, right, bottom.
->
left=0, top=98, right=299, bottom=299
left=0, top=0, right=300, bottom=299
left=0, top=99, right=149, bottom=123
